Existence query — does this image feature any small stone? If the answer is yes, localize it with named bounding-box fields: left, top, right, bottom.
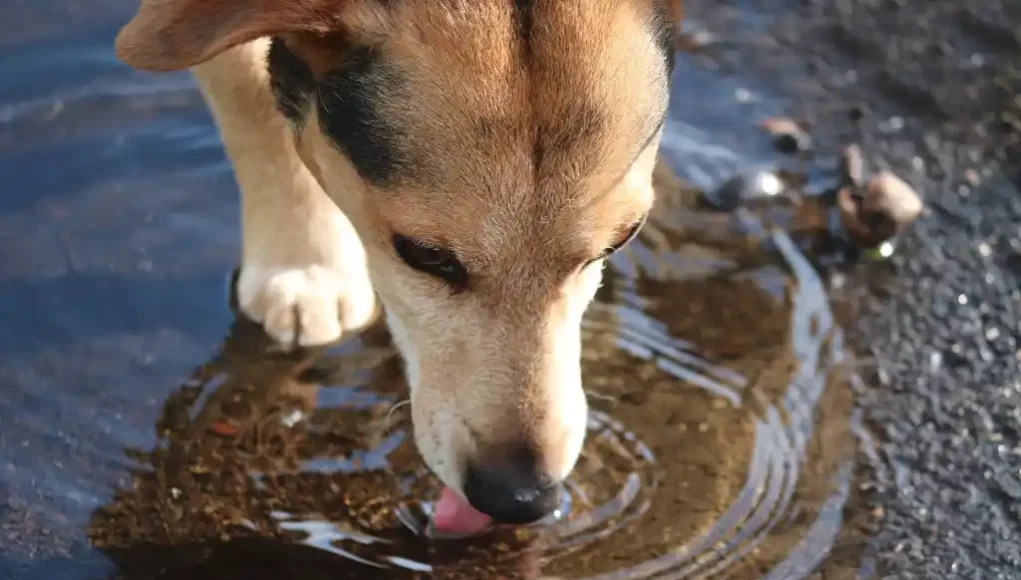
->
left=964, top=168, right=981, bottom=186
left=840, top=144, right=867, bottom=188
left=837, top=169, right=927, bottom=249
left=839, top=171, right=923, bottom=249
left=702, top=170, right=784, bottom=211
left=863, top=171, right=924, bottom=226
left=759, top=117, right=812, bottom=153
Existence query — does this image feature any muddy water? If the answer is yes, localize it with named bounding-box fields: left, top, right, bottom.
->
left=1, top=3, right=872, bottom=579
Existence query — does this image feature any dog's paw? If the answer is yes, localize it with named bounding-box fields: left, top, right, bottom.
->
left=235, top=264, right=376, bottom=348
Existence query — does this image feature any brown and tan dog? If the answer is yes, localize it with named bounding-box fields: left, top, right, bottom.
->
left=114, top=0, right=678, bottom=527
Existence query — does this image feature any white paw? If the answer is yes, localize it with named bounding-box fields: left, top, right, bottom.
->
left=235, top=264, right=376, bottom=348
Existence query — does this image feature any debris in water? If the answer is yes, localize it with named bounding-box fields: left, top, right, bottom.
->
left=840, top=144, right=867, bottom=189
left=838, top=171, right=923, bottom=249
left=209, top=420, right=239, bottom=437
left=702, top=170, right=784, bottom=211
left=759, top=117, right=812, bottom=153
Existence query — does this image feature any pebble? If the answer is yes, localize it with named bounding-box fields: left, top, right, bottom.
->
left=702, top=170, right=784, bottom=211
left=840, top=144, right=867, bottom=188
left=964, top=169, right=981, bottom=186
left=837, top=170, right=924, bottom=249
left=862, top=171, right=924, bottom=225
left=759, top=117, right=812, bottom=153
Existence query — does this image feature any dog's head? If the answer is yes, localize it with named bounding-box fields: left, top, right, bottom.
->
left=117, top=0, right=678, bottom=524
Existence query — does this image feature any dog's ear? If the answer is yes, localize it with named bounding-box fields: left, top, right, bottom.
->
left=115, top=0, right=346, bottom=71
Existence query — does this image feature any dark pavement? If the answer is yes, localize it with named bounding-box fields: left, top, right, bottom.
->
left=724, top=0, right=1021, bottom=576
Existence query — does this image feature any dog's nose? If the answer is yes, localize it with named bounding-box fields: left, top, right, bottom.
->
left=463, top=454, right=562, bottom=524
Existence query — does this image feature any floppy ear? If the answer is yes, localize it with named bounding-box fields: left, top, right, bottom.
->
left=115, top=0, right=342, bottom=72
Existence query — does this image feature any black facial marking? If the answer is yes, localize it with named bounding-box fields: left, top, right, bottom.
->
left=512, top=0, right=535, bottom=63
left=317, top=45, right=407, bottom=185
left=267, top=38, right=315, bottom=127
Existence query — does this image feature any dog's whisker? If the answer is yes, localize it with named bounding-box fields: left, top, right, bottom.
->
left=385, top=399, right=411, bottom=430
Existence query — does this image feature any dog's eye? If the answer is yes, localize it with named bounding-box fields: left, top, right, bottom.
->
left=610, top=217, right=646, bottom=252
left=393, top=235, right=468, bottom=288
left=602, top=215, right=647, bottom=257
left=584, top=216, right=647, bottom=269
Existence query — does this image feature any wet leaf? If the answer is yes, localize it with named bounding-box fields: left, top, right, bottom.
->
left=209, top=420, right=240, bottom=437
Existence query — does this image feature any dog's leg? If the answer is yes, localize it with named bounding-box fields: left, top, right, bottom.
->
left=191, top=38, right=377, bottom=347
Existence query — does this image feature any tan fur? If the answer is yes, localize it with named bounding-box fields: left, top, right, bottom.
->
left=117, top=0, right=677, bottom=501
left=190, top=38, right=378, bottom=347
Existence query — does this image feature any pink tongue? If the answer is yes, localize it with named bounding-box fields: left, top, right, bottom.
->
left=432, top=487, right=492, bottom=536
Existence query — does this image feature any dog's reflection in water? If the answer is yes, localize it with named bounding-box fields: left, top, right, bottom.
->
left=87, top=318, right=544, bottom=580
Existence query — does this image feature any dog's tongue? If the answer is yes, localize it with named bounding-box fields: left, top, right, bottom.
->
left=432, top=487, right=492, bottom=535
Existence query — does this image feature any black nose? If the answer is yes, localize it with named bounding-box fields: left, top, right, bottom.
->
left=463, top=461, right=562, bottom=525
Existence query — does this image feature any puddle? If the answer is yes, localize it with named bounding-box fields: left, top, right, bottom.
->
left=0, top=3, right=874, bottom=579
left=75, top=196, right=867, bottom=580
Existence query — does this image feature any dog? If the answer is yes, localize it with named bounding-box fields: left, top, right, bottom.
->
left=114, top=0, right=679, bottom=527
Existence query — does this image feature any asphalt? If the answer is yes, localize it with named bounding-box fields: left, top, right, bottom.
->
left=712, top=0, right=1021, bottom=576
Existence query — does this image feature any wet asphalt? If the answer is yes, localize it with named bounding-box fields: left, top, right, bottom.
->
left=726, top=0, right=1021, bottom=576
